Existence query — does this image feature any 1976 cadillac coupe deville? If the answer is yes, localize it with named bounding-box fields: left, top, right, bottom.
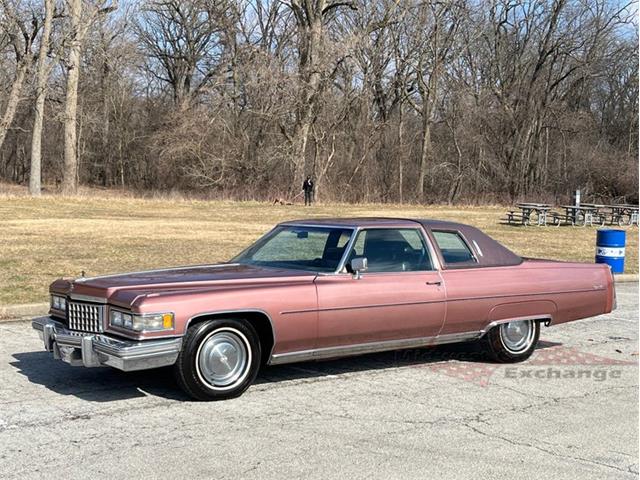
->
left=33, top=218, right=615, bottom=400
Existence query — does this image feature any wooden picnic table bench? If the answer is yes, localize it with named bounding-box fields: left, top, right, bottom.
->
left=579, top=204, right=638, bottom=226
left=608, top=204, right=639, bottom=226
left=515, top=203, right=552, bottom=226
left=503, top=203, right=637, bottom=227
left=559, top=205, right=607, bottom=227
left=504, top=210, right=528, bottom=225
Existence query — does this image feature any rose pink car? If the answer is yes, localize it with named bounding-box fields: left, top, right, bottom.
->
left=33, top=218, right=615, bottom=400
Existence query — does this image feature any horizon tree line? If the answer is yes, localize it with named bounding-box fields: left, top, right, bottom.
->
left=0, top=0, right=637, bottom=203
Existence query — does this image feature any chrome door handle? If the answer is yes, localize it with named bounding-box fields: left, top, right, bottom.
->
left=426, top=281, right=442, bottom=286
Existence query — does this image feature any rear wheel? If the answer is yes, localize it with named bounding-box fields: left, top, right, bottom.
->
left=174, top=318, right=261, bottom=400
left=482, top=319, right=540, bottom=363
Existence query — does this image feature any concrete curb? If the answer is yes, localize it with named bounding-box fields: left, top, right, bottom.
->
left=614, top=274, right=639, bottom=283
left=0, top=303, right=48, bottom=321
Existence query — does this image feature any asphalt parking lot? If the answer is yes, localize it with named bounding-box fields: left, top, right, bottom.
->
left=0, top=283, right=637, bottom=480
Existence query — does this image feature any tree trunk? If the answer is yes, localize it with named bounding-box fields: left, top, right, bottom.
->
left=315, top=134, right=336, bottom=203
left=0, top=61, right=29, bottom=153
left=417, top=105, right=432, bottom=201
left=397, top=105, right=404, bottom=204
left=292, top=121, right=312, bottom=191
left=62, top=0, right=83, bottom=195
left=101, top=58, right=111, bottom=186
left=289, top=3, right=324, bottom=192
left=447, top=119, right=463, bottom=205
left=29, top=0, right=55, bottom=196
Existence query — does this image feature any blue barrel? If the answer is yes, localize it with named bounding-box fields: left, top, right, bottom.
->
left=595, top=229, right=626, bottom=273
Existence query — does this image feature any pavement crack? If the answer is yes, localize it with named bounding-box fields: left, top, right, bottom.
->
left=460, top=420, right=634, bottom=475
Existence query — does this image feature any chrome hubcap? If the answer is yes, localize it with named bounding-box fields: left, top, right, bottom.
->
left=500, top=320, right=534, bottom=353
left=197, top=329, right=249, bottom=389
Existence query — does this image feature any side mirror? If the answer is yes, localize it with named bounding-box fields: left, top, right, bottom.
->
left=350, top=257, right=368, bottom=279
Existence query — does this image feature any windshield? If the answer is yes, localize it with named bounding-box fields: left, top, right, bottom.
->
left=232, top=225, right=353, bottom=272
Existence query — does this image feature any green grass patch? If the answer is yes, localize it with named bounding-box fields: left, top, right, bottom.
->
left=0, top=194, right=637, bottom=305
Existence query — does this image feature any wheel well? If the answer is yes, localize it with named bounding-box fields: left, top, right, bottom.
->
left=187, top=312, right=275, bottom=365
left=481, top=316, right=550, bottom=337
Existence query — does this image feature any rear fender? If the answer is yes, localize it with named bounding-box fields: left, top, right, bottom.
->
left=482, top=300, right=557, bottom=335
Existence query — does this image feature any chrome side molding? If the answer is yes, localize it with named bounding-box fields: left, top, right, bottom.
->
left=268, top=315, right=554, bottom=366
left=481, top=314, right=553, bottom=333
left=268, top=331, right=481, bottom=365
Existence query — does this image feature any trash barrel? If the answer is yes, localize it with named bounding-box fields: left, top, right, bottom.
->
left=595, top=229, right=626, bottom=273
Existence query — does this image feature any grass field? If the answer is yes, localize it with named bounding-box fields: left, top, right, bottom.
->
left=1, top=192, right=637, bottom=305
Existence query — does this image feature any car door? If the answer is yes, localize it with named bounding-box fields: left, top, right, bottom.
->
left=314, top=227, right=446, bottom=349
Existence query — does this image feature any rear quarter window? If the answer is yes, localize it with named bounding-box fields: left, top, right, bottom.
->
left=432, top=231, right=477, bottom=265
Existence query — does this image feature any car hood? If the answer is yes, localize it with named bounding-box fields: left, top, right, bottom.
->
left=50, top=263, right=317, bottom=308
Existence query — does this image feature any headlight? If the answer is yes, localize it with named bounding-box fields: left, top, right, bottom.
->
left=111, top=310, right=123, bottom=326
left=123, top=313, right=133, bottom=329
left=109, top=309, right=173, bottom=332
left=50, top=295, right=66, bottom=311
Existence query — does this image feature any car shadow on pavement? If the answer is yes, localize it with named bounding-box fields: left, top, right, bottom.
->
left=12, top=340, right=563, bottom=402
left=11, top=351, right=190, bottom=402
left=255, top=339, right=563, bottom=385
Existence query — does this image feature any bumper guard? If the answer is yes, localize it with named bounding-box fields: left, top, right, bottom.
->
left=32, top=316, right=182, bottom=371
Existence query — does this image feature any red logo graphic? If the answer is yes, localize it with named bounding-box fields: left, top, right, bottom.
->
left=421, top=344, right=636, bottom=387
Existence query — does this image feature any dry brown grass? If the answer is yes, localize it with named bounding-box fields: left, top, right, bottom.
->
left=0, top=191, right=637, bottom=305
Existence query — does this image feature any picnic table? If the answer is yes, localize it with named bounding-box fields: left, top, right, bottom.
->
left=581, top=204, right=639, bottom=226
left=609, top=204, right=639, bottom=226
left=560, top=205, right=599, bottom=226
left=504, top=202, right=638, bottom=227
left=508, top=203, right=552, bottom=226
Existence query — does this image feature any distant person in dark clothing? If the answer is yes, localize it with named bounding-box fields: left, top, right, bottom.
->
left=302, top=176, right=314, bottom=206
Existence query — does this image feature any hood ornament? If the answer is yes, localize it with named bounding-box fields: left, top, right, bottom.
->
left=74, top=271, right=87, bottom=284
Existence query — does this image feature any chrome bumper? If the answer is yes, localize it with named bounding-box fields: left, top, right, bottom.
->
left=32, top=316, right=182, bottom=372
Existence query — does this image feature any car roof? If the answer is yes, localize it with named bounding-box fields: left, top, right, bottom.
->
left=281, top=217, right=460, bottom=227
left=279, top=217, right=522, bottom=269
left=280, top=217, right=472, bottom=230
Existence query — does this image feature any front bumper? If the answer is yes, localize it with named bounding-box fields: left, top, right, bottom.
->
left=32, top=317, right=182, bottom=371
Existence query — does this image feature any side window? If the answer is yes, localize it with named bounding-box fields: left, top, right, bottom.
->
left=432, top=231, right=476, bottom=264
left=349, top=229, right=433, bottom=272
left=321, top=229, right=352, bottom=265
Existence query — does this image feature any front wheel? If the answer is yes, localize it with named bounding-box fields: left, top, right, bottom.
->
left=174, top=318, right=261, bottom=400
left=481, top=319, right=540, bottom=363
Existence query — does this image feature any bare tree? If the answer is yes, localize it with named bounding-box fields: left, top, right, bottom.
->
left=402, top=0, right=464, bottom=200
left=0, top=0, right=39, bottom=152
left=29, top=0, right=55, bottom=196
left=282, top=0, right=357, bottom=190
left=135, top=0, right=230, bottom=109
left=61, top=0, right=117, bottom=195
left=0, top=0, right=635, bottom=203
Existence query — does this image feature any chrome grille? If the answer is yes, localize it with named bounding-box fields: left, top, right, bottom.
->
left=67, top=301, right=105, bottom=333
